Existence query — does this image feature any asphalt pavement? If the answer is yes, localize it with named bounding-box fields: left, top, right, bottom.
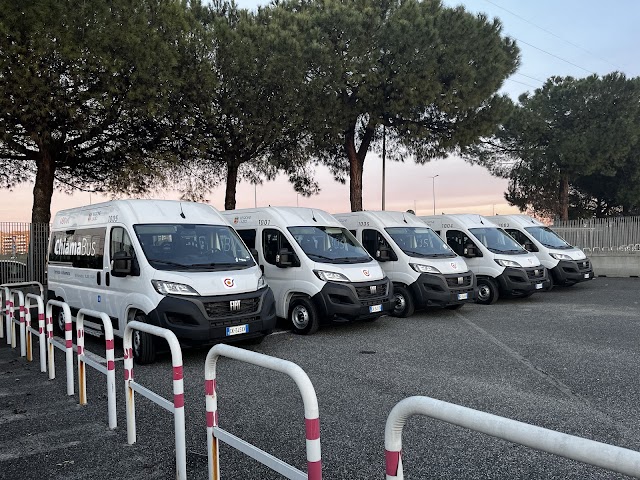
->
left=2, top=277, right=640, bottom=479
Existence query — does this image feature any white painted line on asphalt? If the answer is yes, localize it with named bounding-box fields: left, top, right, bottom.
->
left=267, top=330, right=291, bottom=336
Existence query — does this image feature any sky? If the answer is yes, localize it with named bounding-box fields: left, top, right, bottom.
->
left=2, top=0, right=640, bottom=222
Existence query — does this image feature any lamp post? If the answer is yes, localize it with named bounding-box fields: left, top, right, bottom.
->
left=428, top=175, right=439, bottom=215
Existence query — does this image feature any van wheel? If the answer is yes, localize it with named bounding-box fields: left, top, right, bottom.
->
left=132, top=314, right=156, bottom=364
left=545, top=274, right=555, bottom=292
left=446, top=303, right=464, bottom=311
left=391, top=285, right=415, bottom=318
left=476, top=278, right=499, bottom=305
left=289, top=297, right=319, bottom=335
left=55, top=306, right=68, bottom=335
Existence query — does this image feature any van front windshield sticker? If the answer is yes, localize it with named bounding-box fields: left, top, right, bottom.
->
left=133, top=224, right=255, bottom=271
left=469, top=227, right=528, bottom=254
left=288, top=226, right=371, bottom=264
left=385, top=227, right=455, bottom=258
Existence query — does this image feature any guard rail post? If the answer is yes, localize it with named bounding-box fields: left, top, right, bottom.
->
left=384, top=396, right=640, bottom=479
left=3, top=286, right=10, bottom=345
left=75, top=309, right=117, bottom=429
left=0, top=287, right=4, bottom=339
left=24, top=293, right=46, bottom=371
left=45, top=300, right=74, bottom=396
left=123, top=321, right=186, bottom=480
left=205, top=343, right=322, bottom=480
left=10, top=290, right=26, bottom=356
left=2, top=282, right=44, bottom=347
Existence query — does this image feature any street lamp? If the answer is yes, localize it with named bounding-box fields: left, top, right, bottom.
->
left=427, top=175, right=439, bottom=215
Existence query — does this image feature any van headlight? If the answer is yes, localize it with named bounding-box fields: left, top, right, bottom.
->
left=257, top=275, right=267, bottom=289
left=314, top=270, right=350, bottom=282
left=409, top=263, right=441, bottom=274
left=151, top=280, right=200, bottom=296
left=550, top=253, right=572, bottom=261
left=494, top=259, right=521, bottom=268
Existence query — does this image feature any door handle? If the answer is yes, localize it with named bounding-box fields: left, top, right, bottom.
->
left=106, top=272, right=110, bottom=287
left=97, top=271, right=101, bottom=285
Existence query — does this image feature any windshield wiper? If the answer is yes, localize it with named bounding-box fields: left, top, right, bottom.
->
left=147, top=259, right=188, bottom=267
left=190, top=262, right=249, bottom=268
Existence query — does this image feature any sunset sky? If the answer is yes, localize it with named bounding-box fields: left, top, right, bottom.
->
left=3, top=0, right=639, bottom=222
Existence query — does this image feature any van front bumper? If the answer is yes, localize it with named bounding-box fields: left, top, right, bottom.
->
left=311, top=277, right=393, bottom=323
left=409, top=272, right=476, bottom=308
left=147, top=286, right=277, bottom=344
left=496, top=267, right=549, bottom=297
left=551, top=259, right=594, bottom=285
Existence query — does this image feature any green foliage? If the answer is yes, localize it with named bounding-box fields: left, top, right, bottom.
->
left=0, top=0, right=206, bottom=222
left=467, top=73, right=640, bottom=219
left=276, top=0, right=519, bottom=210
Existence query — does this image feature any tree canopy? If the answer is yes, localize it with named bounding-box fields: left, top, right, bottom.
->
left=467, top=73, right=640, bottom=219
left=276, top=0, right=519, bottom=211
left=0, top=0, right=208, bottom=223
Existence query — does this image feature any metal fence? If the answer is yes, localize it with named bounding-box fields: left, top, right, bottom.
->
left=0, top=222, right=49, bottom=285
left=552, top=217, right=640, bottom=254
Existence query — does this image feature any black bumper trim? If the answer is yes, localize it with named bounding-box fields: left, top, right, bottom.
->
left=496, top=267, right=549, bottom=296
left=310, top=278, right=393, bottom=323
left=408, top=272, right=476, bottom=308
left=551, top=260, right=595, bottom=284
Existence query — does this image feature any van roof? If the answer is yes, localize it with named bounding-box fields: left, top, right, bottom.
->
left=488, top=214, right=544, bottom=228
left=223, top=207, right=342, bottom=228
left=420, top=214, right=498, bottom=229
left=52, top=199, right=228, bottom=229
left=334, top=211, right=428, bottom=229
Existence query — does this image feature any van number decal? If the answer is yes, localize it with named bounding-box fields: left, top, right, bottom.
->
left=442, top=224, right=454, bottom=228
left=358, top=221, right=370, bottom=226
left=108, top=215, right=119, bottom=223
left=258, top=219, right=271, bottom=226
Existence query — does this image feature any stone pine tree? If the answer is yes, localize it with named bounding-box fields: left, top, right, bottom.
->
left=467, top=74, right=640, bottom=220
left=184, top=2, right=318, bottom=210
left=0, top=0, right=209, bottom=224
left=275, top=0, right=519, bottom=211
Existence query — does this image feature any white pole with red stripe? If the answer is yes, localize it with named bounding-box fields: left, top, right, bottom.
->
left=123, top=321, right=186, bottom=480
left=4, top=287, right=12, bottom=345
left=0, top=287, right=4, bottom=339
left=45, top=300, right=74, bottom=395
left=75, top=309, right=117, bottom=430
left=25, top=293, right=46, bottom=372
left=9, top=290, right=26, bottom=357
left=205, top=343, right=322, bottom=480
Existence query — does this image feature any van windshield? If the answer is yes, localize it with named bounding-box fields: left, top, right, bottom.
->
left=288, top=226, right=371, bottom=264
left=524, top=226, right=572, bottom=249
left=385, top=227, right=455, bottom=258
left=134, top=224, right=255, bottom=271
left=469, top=227, right=528, bottom=254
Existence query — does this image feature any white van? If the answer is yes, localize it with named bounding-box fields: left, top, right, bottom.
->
left=421, top=214, right=550, bottom=304
left=488, top=214, right=594, bottom=289
left=48, top=200, right=276, bottom=363
left=222, top=207, right=392, bottom=334
left=334, top=211, right=475, bottom=316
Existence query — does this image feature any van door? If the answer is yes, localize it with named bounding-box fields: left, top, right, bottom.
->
left=260, top=228, right=298, bottom=315
left=104, top=226, right=140, bottom=334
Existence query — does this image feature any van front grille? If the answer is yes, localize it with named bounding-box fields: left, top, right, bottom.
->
left=445, top=273, right=473, bottom=288
left=355, top=282, right=388, bottom=299
left=525, top=267, right=545, bottom=280
left=204, top=297, right=260, bottom=318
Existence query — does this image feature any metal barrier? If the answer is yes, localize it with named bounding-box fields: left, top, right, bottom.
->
left=76, top=309, right=117, bottom=430
left=45, top=299, right=74, bottom=396
left=2, top=282, right=44, bottom=348
left=9, top=289, right=26, bottom=356
left=3, top=286, right=10, bottom=344
left=123, top=321, right=186, bottom=480
left=25, top=293, right=46, bottom=372
left=384, top=396, right=640, bottom=479
left=205, top=344, right=322, bottom=480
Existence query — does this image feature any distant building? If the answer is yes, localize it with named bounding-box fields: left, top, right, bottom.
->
left=1, top=230, right=30, bottom=255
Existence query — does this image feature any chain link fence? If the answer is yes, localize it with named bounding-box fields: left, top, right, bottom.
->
left=0, top=222, right=49, bottom=285
left=552, top=217, right=640, bottom=254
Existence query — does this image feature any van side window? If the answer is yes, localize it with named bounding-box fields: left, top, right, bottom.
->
left=506, top=229, right=529, bottom=247
left=262, top=229, right=294, bottom=265
left=48, top=228, right=105, bottom=269
left=362, top=229, right=391, bottom=257
left=110, top=227, right=135, bottom=259
left=349, top=230, right=357, bottom=238
left=237, top=229, right=256, bottom=249
left=446, top=230, right=473, bottom=256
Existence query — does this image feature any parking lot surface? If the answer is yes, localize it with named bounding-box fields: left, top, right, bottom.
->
left=2, top=277, right=640, bottom=479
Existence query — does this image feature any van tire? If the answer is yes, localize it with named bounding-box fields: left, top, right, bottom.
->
left=132, top=313, right=156, bottom=364
left=289, top=297, right=319, bottom=335
left=55, top=305, right=67, bottom=336
left=391, top=285, right=415, bottom=318
left=545, top=273, right=555, bottom=291
left=476, top=278, right=499, bottom=305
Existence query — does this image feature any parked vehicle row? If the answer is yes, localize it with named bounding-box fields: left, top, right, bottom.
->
left=44, top=200, right=594, bottom=364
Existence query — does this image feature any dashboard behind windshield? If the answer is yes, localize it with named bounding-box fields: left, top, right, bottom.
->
left=385, top=227, right=455, bottom=258
left=525, top=226, right=572, bottom=249
left=134, top=224, right=255, bottom=271
left=288, top=226, right=371, bottom=264
left=469, top=227, right=527, bottom=254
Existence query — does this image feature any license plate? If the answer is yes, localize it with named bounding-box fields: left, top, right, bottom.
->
left=226, top=325, right=248, bottom=336
left=457, top=293, right=468, bottom=300
left=369, top=304, right=382, bottom=313
left=584, top=273, right=590, bottom=279
left=535, top=283, right=543, bottom=290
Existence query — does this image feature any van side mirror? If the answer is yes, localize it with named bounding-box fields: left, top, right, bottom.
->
left=524, top=241, right=537, bottom=252
left=463, top=243, right=477, bottom=258
left=112, top=250, right=133, bottom=277
left=276, top=247, right=294, bottom=268
left=376, top=247, right=390, bottom=262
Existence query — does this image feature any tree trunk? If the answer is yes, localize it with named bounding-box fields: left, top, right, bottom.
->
left=345, top=120, right=375, bottom=212
left=225, top=161, right=239, bottom=210
left=559, top=174, right=569, bottom=221
left=31, top=149, right=56, bottom=224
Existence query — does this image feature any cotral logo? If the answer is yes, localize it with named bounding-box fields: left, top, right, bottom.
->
left=233, top=217, right=239, bottom=224
left=223, top=278, right=235, bottom=288
left=362, top=269, right=370, bottom=277
left=450, top=262, right=458, bottom=270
